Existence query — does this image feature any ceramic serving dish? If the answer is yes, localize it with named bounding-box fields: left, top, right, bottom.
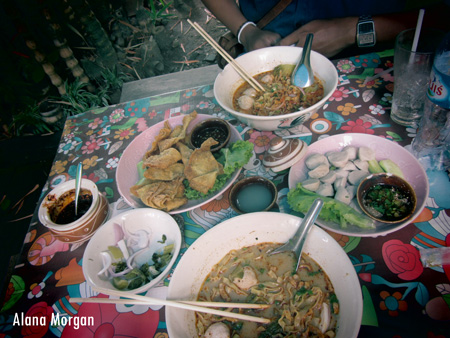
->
left=38, top=179, right=109, bottom=243
left=116, top=114, right=242, bottom=213
left=214, top=46, right=338, bottom=131
left=166, top=212, right=362, bottom=338
left=288, top=133, right=429, bottom=237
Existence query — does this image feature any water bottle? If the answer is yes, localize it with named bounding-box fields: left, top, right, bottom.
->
left=411, top=32, right=450, bottom=171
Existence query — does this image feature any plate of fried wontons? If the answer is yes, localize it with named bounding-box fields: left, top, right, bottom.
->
left=116, top=112, right=243, bottom=214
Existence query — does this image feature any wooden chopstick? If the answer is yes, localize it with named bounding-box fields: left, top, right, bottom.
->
left=70, top=287, right=271, bottom=324
left=70, top=297, right=270, bottom=309
left=187, top=19, right=265, bottom=93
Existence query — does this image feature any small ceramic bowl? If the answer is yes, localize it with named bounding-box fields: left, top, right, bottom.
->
left=263, top=136, right=308, bottom=172
left=38, top=179, right=109, bottom=243
left=229, top=176, right=278, bottom=214
left=357, top=173, right=417, bottom=224
left=188, top=118, right=231, bottom=152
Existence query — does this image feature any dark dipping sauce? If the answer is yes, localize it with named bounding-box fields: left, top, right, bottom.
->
left=49, top=189, right=93, bottom=225
left=191, top=125, right=228, bottom=148
left=362, top=184, right=414, bottom=222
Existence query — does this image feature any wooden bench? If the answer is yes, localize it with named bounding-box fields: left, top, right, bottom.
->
left=120, top=64, right=221, bottom=102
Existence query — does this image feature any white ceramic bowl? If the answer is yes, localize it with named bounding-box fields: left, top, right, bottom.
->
left=82, top=208, right=182, bottom=294
left=288, top=133, right=429, bottom=237
left=166, top=212, right=362, bottom=338
left=214, top=46, right=338, bottom=131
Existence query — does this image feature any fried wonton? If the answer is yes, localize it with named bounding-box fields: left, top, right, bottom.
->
left=134, top=177, right=187, bottom=212
left=184, top=137, right=224, bottom=194
left=157, top=111, right=198, bottom=152
left=143, top=162, right=184, bottom=181
left=143, top=147, right=182, bottom=169
left=175, top=142, right=193, bottom=166
left=143, top=121, right=172, bottom=159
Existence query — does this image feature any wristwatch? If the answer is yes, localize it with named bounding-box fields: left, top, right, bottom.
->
left=357, top=15, right=376, bottom=47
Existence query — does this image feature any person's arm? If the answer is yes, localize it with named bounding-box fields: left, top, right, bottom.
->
left=279, top=4, right=450, bottom=58
left=201, top=0, right=247, bottom=36
left=201, top=0, right=281, bottom=51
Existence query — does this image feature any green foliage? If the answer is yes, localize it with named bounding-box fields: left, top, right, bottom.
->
left=10, top=104, right=53, bottom=136
left=98, top=66, right=129, bottom=91
left=146, top=0, right=175, bottom=22
left=58, top=80, right=110, bottom=116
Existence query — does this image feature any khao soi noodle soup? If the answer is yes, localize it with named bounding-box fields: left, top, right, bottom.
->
left=196, top=242, right=339, bottom=337
left=232, top=64, right=324, bottom=117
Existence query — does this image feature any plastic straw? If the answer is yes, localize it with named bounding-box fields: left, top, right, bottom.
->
left=409, top=9, right=425, bottom=64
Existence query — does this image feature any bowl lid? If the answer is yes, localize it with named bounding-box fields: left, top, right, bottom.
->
left=263, top=136, right=308, bottom=172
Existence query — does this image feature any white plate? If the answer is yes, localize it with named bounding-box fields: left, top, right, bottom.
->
left=288, top=133, right=429, bottom=237
left=166, top=212, right=362, bottom=338
left=116, top=114, right=242, bottom=214
left=82, top=208, right=182, bottom=294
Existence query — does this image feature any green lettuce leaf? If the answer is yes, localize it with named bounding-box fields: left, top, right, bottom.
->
left=287, top=183, right=375, bottom=229
left=184, top=140, right=254, bottom=200
left=216, top=140, right=254, bottom=176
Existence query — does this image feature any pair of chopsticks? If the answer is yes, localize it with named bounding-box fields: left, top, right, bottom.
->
left=187, top=19, right=265, bottom=93
left=70, top=287, right=271, bottom=324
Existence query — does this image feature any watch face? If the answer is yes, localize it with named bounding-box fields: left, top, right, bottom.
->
left=358, top=21, right=375, bottom=47
left=359, top=22, right=374, bottom=34
left=360, top=33, right=374, bottom=45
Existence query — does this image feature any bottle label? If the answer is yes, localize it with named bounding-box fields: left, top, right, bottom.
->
left=427, top=63, right=450, bottom=109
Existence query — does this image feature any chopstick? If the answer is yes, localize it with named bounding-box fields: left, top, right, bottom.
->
left=187, top=19, right=265, bottom=93
left=70, top=287, right=271, bottom=324
left=70, top=297, right=270, bottom=309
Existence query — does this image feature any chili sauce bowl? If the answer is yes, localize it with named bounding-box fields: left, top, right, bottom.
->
left=357, top=173, right=417, bottom=224
left=229, top=176, right=278, bottom=214
left=188, top=117, right=231, bottom=152
left=214, top=46, right=338, bottom=131
left=38, top=179, right=109, bottom=243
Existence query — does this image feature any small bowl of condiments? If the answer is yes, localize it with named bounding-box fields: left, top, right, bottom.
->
left=189, top=118, right=231, bottom=152
left=357, top=173, right=417, bottom=224
left=38, top=179, right=109, bottom=243
left=229, top=176, right=278, bottom=214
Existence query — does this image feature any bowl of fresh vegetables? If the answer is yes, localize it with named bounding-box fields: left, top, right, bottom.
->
left=288, top=133, right=429, bottom=237
left=82, top=208, right=182, bottom=294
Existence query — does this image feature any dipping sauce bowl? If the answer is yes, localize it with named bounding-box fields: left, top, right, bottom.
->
left=38, top=179, right=109, bottom=243
left=188, top=118, right=231, bottom=152
left=229, top=176, right=278, bottom=214
left=357, top=173, right=417, bottom=224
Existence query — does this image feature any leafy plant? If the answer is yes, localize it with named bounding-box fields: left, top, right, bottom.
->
left=57, top=80, right=110, bottom=116
left=99, top=66, right=128, bottom=92
left=10, top=104, right=53, bottom=136
left=146, top=0, right=175, bottom=22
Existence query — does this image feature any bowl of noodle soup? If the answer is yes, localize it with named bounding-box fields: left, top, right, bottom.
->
left=166, top=212, right=362, bottom=338
left=214, top=46, right=338, bottom=131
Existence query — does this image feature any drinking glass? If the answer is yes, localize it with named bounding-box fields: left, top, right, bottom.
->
left=391, top=28, right=442, bottom=126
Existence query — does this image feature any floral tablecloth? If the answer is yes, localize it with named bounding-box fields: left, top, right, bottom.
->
left=1, top=50, right=450, bottom=338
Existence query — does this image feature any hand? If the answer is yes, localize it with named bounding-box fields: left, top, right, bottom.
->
left=240, top=25, right=282, bottom=51
left=279, top=17, right=357, bottom=58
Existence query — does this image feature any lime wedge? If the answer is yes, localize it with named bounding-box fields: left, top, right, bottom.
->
left=112, top=277, right=128, bottom=290
left=108, top=245, right=124, bottom=260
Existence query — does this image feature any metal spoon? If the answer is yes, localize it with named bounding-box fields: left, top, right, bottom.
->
left=269, top=198, right=323, bottom=271
left=291, top=33, right=315, bottom=88
left=74, top=163, right=83, bottom=216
